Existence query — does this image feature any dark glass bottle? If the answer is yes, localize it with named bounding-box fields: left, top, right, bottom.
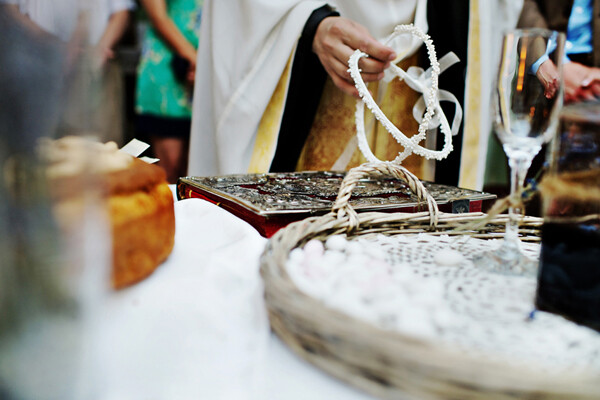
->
left=536, top=101, right=600, bottom=331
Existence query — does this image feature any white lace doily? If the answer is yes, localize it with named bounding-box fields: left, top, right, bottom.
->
left=286, top=234, right=600, bottom=376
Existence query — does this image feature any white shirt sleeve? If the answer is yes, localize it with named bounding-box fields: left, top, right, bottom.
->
left=108, top=0, right=135, bottom=14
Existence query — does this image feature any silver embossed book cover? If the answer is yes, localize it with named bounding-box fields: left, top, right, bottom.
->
left=177, top=171, right=496, bottom=237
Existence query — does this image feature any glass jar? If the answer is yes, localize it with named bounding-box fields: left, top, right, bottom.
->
left=535, top=101, right=600, bottom=331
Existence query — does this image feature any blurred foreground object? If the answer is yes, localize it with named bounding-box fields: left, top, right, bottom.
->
left=0, top=6, right=97, bottom=399
left=39, top=136, right=176, bottom=289
left=537, top=101, right=600, bottom=331
left=0, top=6, right=170, bottom=399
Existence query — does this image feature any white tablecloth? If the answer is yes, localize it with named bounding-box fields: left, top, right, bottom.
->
left=95, top=194, right=378, bottom=400
left=5, top=187, right=597, bottom=399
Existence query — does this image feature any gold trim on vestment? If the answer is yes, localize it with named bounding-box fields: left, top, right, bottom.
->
left=252, top=52, right=429, bottom=179
left=459, top=0, right=482, bottom=190
left=248, top=53, right=294, bottom=173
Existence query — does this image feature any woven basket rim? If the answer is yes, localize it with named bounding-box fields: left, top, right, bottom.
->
left=260, top=209, right=600, bottom=399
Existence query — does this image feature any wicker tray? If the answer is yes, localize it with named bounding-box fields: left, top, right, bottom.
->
left=260, top=163, right=600, bottom=400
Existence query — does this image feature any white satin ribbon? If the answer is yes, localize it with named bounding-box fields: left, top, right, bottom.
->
left=394, top=52, right=463, bottom=137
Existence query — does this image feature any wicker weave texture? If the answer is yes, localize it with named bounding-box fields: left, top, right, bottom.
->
left=260, top=163, right=599, bottom=400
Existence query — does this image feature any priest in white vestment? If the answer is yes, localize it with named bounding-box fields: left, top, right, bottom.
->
left=188, top=0, right=430, bottom=177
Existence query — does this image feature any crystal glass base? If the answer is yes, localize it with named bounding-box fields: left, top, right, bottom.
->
left=473, top=240, right=538, bottom=277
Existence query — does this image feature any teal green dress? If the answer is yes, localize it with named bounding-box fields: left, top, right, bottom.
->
left=135, top=0, right=203, bottom=136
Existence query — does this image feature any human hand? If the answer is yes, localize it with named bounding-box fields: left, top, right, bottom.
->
left=93, top=44, right=115, bottom=70
left=183, top=51, right=197, bottom=84
left=563, top=62, right=600, bottom=103
left=536, top=59, right=560, bottom=99
left=313, top=16, right=397, bottom=97
left=187, top=54, right=196, bottom=83
left=186, top=65, right=195, bottom=83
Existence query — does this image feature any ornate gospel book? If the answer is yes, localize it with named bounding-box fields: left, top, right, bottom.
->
left=177, top=171, right=496, bottom=237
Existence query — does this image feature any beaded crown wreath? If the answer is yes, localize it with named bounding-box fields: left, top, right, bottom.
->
left=348, top=24, right=462, bottom=165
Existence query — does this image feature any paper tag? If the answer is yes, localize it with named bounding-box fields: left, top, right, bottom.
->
left=119, top=138, right=150, bottom=158
left=139, top=156, right=160, bottom=164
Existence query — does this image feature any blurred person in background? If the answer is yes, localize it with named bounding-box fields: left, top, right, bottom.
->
left=4, top=0, right=135, bottom=145
left=518, top=0, right=600, bottom=104
left=135, top=0, right=203, bottom=184
left=0, top=0, right=65, bottom=153
left=511, top=0, right=600, bottom=215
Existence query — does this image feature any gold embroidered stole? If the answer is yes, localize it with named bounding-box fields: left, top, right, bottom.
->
left=251, top=52, right=429, bottom=179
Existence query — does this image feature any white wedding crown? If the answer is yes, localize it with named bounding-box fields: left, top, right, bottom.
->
left=348, top=24, right=463, bottom=164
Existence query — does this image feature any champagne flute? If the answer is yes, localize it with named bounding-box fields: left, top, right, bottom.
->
left=477, top=28, right=565, bottom=276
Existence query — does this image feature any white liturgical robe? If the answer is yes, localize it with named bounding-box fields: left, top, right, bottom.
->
left=188, top=0, right=427, bottom=176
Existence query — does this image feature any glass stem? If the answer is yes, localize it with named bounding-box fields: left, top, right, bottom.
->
left=506, top=154, right=533, bottom=247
